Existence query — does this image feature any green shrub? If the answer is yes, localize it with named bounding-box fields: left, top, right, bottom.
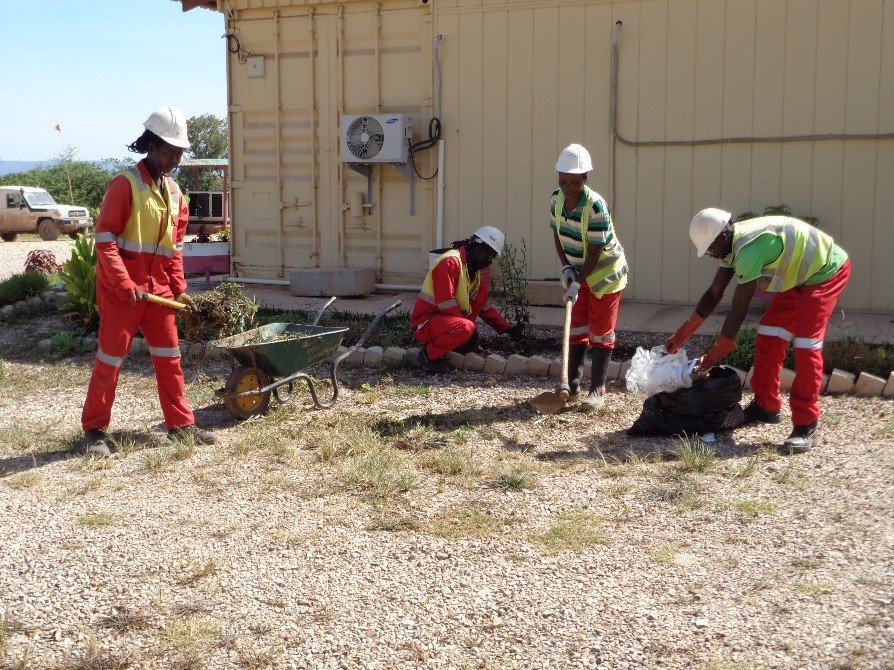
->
left=716, top=328, right=893, bottom=377
left=59, top=233, right=99, bottom=332
left=51, top=331, right=92, bottom=357
left=735, top=204, right=819, bottom=228
left=0, top=272, right=50, bottom=306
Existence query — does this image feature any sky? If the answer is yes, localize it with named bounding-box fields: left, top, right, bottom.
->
left=0, top=0, right=227, bottom=162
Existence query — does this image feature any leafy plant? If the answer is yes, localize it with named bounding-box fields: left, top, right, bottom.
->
left=179, top=281, right=259, bottom=342
left=492, top=239, right=532, bottom=329
left=24, top=250, right=61, bottom=275
left=736, top=204, right=819, bottom=228
left=215, top=227, right=230, bottom=242
left=59, top=233, right=99, bottom=332
left=0, top=272, right=50, bottom=306
left=51, top=330, right=92, bottom=357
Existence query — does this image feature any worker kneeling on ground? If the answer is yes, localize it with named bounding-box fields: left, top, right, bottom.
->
left=81, top=106, right=217, bottom=457
left=665, top=208, right=851, bottom=455
left=411, top=226, right=523, bottom=373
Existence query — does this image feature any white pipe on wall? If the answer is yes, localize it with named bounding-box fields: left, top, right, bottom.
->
left=273, top=11, right=285, bottom=277
left=436, top=139, right=445, bottom=249
left=309, top=8, right=320, bottom=267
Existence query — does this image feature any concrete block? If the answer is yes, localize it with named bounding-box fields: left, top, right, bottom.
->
left=825, top=368, right=856, bottom=395
left=779, top=368, right=796, bottom=392
left=383, top=347, right=406, bottom=368
left=883, top=372, right=894, bottom=399
left=854, top=371, right=887, bottom=397
left=463, top=352, right=486, bottom=372
left=344, top=346, right=366, bottom=368
left=607, top=360, right=622, bottom=382
left=331, top=345, right=349, bottom=363
left=204, top=343, right=223, bottom=360
left=619, top=359, right=632, bottom=382
left=288, top=267, right=376, bottom=297
left=504, top=354, right=529, bottom=376
left=363, top=346, right=384, bottom=367
left=820, top=373, right=830, bottom=394
left=444, top=351, right=465, bottom=369
left=483, top=354, right=507, bottom=375
left=528, top=355, right=552, bottom=377
left=405, top=347, right=422, bottom=369
left=548, top=358, right=563, bottom=378
left=745, top=367, right=755, bottom=390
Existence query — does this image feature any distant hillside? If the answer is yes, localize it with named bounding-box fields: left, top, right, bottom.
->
left=0, top=160, right=118, bottom=177
left=0, top=161, right=47, bottom=177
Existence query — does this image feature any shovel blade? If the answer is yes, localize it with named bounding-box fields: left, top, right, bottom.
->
left=530, top=389, right=569, bottom=415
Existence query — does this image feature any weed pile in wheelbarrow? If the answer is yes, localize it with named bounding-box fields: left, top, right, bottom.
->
left=211, top=297, right=401, bottom=419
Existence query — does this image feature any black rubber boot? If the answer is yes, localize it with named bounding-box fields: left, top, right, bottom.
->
left=566, top=344, right=588, bottom=400
left=580, top=348, right=612, bottom=412
left=780, top=421, right=820, bottom=455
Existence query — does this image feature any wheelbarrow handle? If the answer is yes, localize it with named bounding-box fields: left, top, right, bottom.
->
left=311, top=296, right=338, bottom=326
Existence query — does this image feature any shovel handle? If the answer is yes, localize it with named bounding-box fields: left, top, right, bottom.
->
left=560, top=298, right=573, bottom=392
left=145, top=293, right=187, bottom=311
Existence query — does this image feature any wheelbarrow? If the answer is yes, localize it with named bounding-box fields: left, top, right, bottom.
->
left=211, top=297, right=401, bottom=419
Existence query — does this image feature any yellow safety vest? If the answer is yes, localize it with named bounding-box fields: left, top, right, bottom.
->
left=731, top=217, right=835, bottom=293
left=419, top=249, right=480, bottom=316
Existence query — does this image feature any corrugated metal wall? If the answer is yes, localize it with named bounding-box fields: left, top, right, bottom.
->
left=224, top=0, right=893, bottom=310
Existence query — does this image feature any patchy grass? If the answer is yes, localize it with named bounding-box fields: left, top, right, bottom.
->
left=76, top=512, right=116, bottom=528
left=531, top=509, right=606, bottom=553
left=158, top=616, right=220, bottom=650
left=489, top=457, right=540, bottom=491
left=670, top=434, right=716, bottom=472
left=648, top=543, right=682, bottom=565
left=7, top=471, right=42, bottom=490
left=427, top=504, right=516, bottom=540
left=730, top=498, right=776, bottom=518
left=179, top=559, right=222, bottom=586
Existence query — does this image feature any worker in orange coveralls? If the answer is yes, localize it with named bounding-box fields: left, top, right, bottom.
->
left=81, top=107, right=217, bottom=457
left=411, top=226, right=524, bottom=373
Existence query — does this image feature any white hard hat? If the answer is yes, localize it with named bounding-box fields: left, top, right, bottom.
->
left=555, top=144, right=593, bottom=174
left=690, top=208, right=732, bottom=257
left=144, top=106, right=190, bottom=149
left=472, top=225, right=506, bottom=256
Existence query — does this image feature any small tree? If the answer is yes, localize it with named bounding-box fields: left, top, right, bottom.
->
left=492, top=239, right=531, bottom=329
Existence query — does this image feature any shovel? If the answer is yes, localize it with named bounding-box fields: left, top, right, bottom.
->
left=145, top=293, right=187, bottom=310
left=530, top=298, right=574, bottom=414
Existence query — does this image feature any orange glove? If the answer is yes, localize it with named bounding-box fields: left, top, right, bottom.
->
left=665, top=312, right=705, bottom=354
left=697, top=335, right=737, bottom=371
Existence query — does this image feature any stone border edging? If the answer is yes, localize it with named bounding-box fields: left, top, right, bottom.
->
left=6, top=289, right=890, bottom=400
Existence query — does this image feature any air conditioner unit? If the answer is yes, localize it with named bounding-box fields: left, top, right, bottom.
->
left=340, top=113, right=412, bottom=163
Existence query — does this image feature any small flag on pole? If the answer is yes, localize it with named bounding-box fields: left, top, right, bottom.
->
left=54, top=124, right=61, bottom=132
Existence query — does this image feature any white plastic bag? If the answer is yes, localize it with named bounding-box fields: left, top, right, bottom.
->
left=625, top=346, right=695, bottom=397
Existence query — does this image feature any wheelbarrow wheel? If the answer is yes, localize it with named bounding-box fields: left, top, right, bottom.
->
left=223, top=366, right=271, bottom=419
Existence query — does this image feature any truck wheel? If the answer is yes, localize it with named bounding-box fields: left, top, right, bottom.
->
left=0, top=233, right=18, bottom=242
left=38, top=219, right=60, bottom=241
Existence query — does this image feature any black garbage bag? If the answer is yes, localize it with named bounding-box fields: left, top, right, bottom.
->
left=627, top=365, right=745, bottom=437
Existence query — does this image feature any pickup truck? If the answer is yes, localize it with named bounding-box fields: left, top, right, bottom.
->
left=0, top=185, right=93, bottom=241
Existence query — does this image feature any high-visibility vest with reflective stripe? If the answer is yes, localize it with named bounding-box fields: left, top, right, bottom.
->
left=553, top=189, right=628, bottom=298
left=731, top=217, right=835, bottom=293
left=419, top=249, right=479, bottom=316
left=419, top=249, right=481, bottom=316
left=115, top=166, right=180, bottom=258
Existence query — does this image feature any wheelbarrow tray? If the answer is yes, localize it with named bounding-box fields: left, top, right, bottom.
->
left=212, top=323, right=349, bottom=377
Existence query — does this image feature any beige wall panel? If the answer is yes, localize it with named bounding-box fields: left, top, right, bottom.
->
left=481, top=10, right=510, bottom=250
left=845, top=1, right=884, bottom=133
left=814, top=0, right=849, bottom=133
left=809, top=143, right=844, bottom=242
left=752, top=0, right=785, bottom=136
left=840, top=142, right=877, bottom=310
left=629, top=1, right=667, bottom=301
left=504, top=11, right=540, bottom=276
left=660, top=0, right=696, bottom=302
left=610, top=3, right=639, bottom=281
left=871, top=145, right=894, bottom=310
left=454, top=11, right=486, bottom=245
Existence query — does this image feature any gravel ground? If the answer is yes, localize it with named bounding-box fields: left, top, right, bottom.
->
left=0, top=240, right=892, bottom=669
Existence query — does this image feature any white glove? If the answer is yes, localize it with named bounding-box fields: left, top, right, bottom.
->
left=561, top=265, right=577, bottom=290
left=563, top=281, right=580, bottom=305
